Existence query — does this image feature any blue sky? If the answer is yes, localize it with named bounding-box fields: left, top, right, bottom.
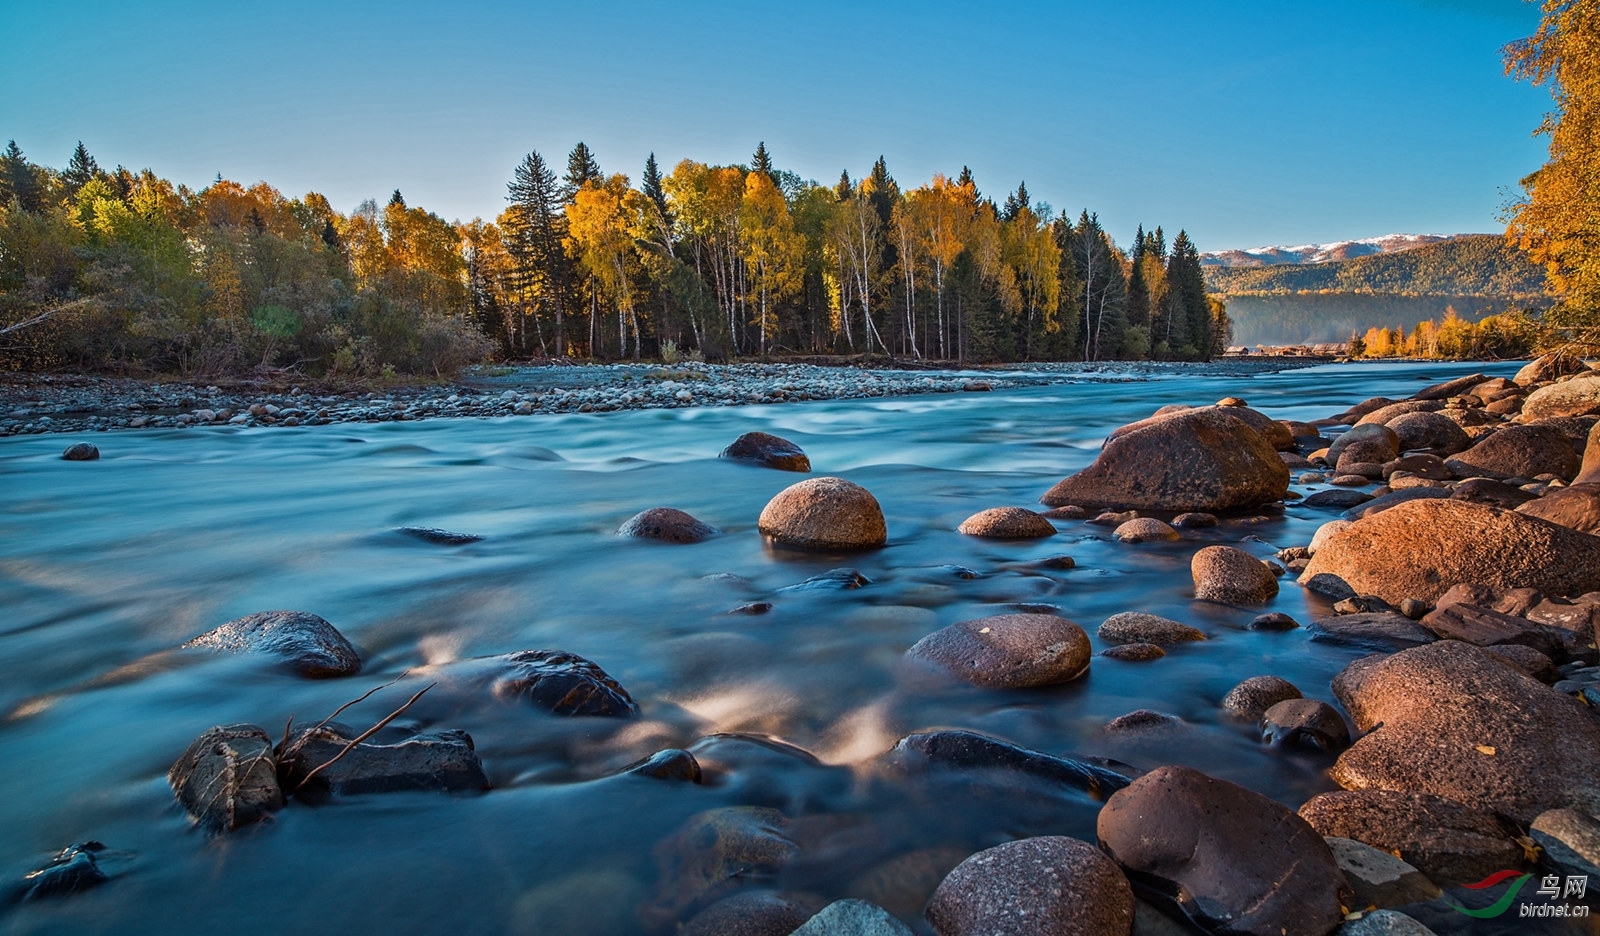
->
left=0, top=0, right=1549, bottom=250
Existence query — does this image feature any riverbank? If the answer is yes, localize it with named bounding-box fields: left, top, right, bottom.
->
left=0, top=358, right=1327, bottom=436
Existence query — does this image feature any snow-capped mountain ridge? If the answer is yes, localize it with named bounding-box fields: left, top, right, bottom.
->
left=1201, top=233, right=1479, bottom=267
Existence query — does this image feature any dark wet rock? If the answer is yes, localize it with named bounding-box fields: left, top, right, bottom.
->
left=778, top=568, right=871, bottom=592
left=721, top=431, right=811, bottom=472
left=1339, top=486, right=1453, bottom=521
left=1303, top=572, right=1358, bottom=601
left=183, top=610, right=362, bottom=678
left=1100, top=642, right=1166, bottom=662
left=617, top=507, right=720, bottom=543
left=1191, top=544, right=1278, bottom=605
left=1331, top=640, right=1600, bottom=822
left=61, top=442, right=99, bottom=461
left=925, top=836, right=1134, bottom=936
left=277, top=721, right=488, bottom=798
left=888, top=729, right=1132, bottom=799
left=1385, top=411, right=1470, bottom=455
left=169, top=724, right=284, bottom=833
left=1480, top=643, right=1558, bottom=682
left=1303, top=488, right=1374, bottom=510
left=1298, top=789, right=1525, bottom=886
left=1446, top=424, right=1581, bottom=481
left=1325, top=837, right=1441, bottom=911
left=1040, top=407, right=1289, bottom=513
left=847, top=848, right=968, bottom=924
left=957, top=506, right=1056, bottom=538
left=1112, top=517, right=1179, bottom=542
left=1530, top=808, right=1600, bottom=880
left=1338, top=910, right=1439, bottom=936
left=792, top=898, right=914, bottom=936
left=1262, top=699, right=1350, bottom=752
left=1298, top=499, right=1600, bottom=605
left=1518, top=482, right=1600, bottom=534
left=1172, top=512, right=1218, bottom=528
left=1097, top=765, right=1348, bottom=936
left=647, top=806, right=798, bottom=927
left=905, top=613, right=1091, bottom=688
left=1222, top=675, right=1303, bottom=719
left=1412, top=372, right=1488, bottom=401
left=938, top=564, right=981, bottom=579
left=10, top=842, right=109, bottom=903
left=1097, top=612, right=1204, bottom=646
left=1248, top=611, right=1301, bottom=630
left=1104, top=709, right=1183, bottom=734
left=1419, top=602, right=1560, bottom=656
left=1451, top=476, right=1537, bottom=509
left=759, top=477, right=886, bottom=550
left=397, top=526, right=483, bottom=545
left=1522, top=374, right=1600, bottom=420
left=681, top=891, right=818, bottom=936
left=621, top=748, right=703, bottom=782
left=485, top=649, right=639, bottom=716
left=1306, top=613, right=1436, bottom=652
left=729, top=601, right=774, bottom=615
left=1031, top=555, right=1077, bottom=569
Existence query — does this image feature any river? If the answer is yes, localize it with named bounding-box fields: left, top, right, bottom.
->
left=0, top=360, right=1522, bottom=935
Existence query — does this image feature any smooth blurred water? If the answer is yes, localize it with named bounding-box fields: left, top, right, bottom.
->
left=0, top=361, right=1520, bottom=935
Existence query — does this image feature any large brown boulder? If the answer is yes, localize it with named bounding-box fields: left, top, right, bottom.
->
left=1581, top=420, right=1600, bottom=484
left=1445, top=424, right=1581, bottom=481
left=1329, top=640, right=1600, bottom=823
left=924, top=837, right=1134, bottom=936
left=1296, top=498, right=1600, bottom=604
left=1519, top=483, right=1600, bottom=534
left=1384, top=411, right=1469, bottom=455
left=906, top=614, right=1091, bottom=688
left=720, top=431, right=811, bottom=471
left=1097, top=765, right=1348, bottom=936
left=1515, top=353, right=1591, bottom=386
left=1522, top=374, right=1600, bottom=420
left=1355, top=400, right=1444, bottom=427
left=1298, top=789, right=1525, bottom=886
left=1327, top=423, right=1400, bottom=467
left=1192, top=545, right=1279, bottom=605
left=759, top=477, right=887, bottom=550
left=1040, top=408, right=1287, bottom=513
left=1411, top=372, right=1488, bottom=401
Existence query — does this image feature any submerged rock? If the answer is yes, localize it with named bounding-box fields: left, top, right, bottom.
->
left=485, top=649, right=639, bottom=717
left=617, top=507, right=720, bottom=543
left=397, top=526, right=483, bottom=545
left=680, top=890, right=819, bottom=936
left=10, top=842, right=109, bottom=903
left=888, top=729, right=1132, bottom=799
left=1100, top=642, right=1166, bottom=662
left=1096, top=612, right=1204, bottom=646
left=1097, top=765, right=1348, bottom=936
left=1261, top=699, right=1350, bottom=752
left=720, top=431, right=811, bottom=471
left=1040, top=407, right=1288, bottom=513
left=759, top=477, right=887, bottom=550
left=277, top=721, right=488, bottom=798
left=169, top=724, right=284, bottom=833
left=61, top=442, right=99, bottom=461
left=778, top=567, right=870, bottom=592
left=925, top=836, right=1134, bottom=936
left=792, top=899, right=913, bottom=936
left=183, top=610, right=361, bottom=678
left=646, top=806, right=798, bottom=928
left=905, top=614, right=1091, bottom=688
left=957, top=507, right=1056, bottom=539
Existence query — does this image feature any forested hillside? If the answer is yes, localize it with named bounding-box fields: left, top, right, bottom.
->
left=1206, top=235, right=1547, bottom=345
left=0, top=140, right=1229, bottom=376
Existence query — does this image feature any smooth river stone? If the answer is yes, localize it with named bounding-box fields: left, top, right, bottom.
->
left=905, top=614, right=1090, bottom=688
left=759, top=476, right=887, bottom=550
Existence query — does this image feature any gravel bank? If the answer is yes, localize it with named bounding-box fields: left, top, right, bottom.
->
left=0, top=358, right=1327, bottom=436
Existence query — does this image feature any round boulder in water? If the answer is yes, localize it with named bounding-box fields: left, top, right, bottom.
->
left=759, top=477, right=886, bottom=550
left=618, top=507, right=719, bottom=544
left=61, top=442, right=99, bottom=461
left=1112, top=517, right=1179, bottom=542
left=720, top=431, right=811, bottom=472
left=1191, top=545, right=1279, bottom=605
left=925, top=836, right=1134, bottom=936
left=906, top=613, right=1090, bottom=688
left=1221, top=675, right=1302, bottom=719
left=1097, top=612, right=1204, bottom=646
left=488, top=649, right=638, bottom=717
left=958, top=506, right=1056, bottom=539
left=183, top=610, right=361, bottom=678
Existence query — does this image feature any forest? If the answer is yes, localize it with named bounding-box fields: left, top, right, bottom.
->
left=1203, top=236, right=1547, bottom=299
left=0, top=140, right=1229, bottom=377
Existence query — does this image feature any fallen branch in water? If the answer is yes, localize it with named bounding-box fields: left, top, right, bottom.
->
left=287, top=681, right=436, bottom=796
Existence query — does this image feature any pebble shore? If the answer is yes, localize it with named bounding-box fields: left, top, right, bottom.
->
left=0, top=358, right=1323, bottom=436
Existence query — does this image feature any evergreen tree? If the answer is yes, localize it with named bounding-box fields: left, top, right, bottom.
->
left=0, top=140, right=42, bottom=212
left=1001, top=181, right=1030, bottom=222
left=1067, top=211, right=1127, bottom=361
left=866, top=156, right=899, bottom=225
left=957, top=165, right=978, bottom=200
left=641, top=152, right=669, bottom=220
left=751, top=141, right=776, bottom=184
left=507, top=150, right=572, bottom=354
left=62, top=141, right=100, bottom=200
left=563, top=142, right=602, bottom=202
left=1164, top=230, right=1211, bottom=359
left=388, top=189, right=406, bottom=208
left=834, top=170, right=853, bottom=201
left=321, top=218, right=341, bottom=252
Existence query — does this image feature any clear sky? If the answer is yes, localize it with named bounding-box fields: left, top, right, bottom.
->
left=0, top=0, right=1550, bottom=251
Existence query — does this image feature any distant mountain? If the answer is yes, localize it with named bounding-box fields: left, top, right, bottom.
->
left=1201, top=233, right=1463, bottom=268
left=1205, top=235, right=1548, bottom=346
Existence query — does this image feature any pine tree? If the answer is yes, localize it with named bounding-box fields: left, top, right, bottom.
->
left=507, top=150, right=572, bottom=354
left=1164, top=230, right=1211, bottom=359
left=0, top=140, right=42, bottom=212
left=388, top=189, right=406, bottom=208
left=641, top=152, right=669, bottom=220
left=62, top=141, right=100, bottom=200
left=1001, top=182, right=1030, bottom=222
left=957, top=165, right=977, bottom=200
left=563, top=142, right=602, bottom=202
left=751, top=141, right=776, bottom=184
left=834, top=170, right=853, bottom=201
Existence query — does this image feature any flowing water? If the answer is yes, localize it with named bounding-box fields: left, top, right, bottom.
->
left=0, top=361, right=1521, bottom=934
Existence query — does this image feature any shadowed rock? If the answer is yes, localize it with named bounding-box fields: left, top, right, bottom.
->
left=925, top=837, right=1135, bottom=936
left=1385, top=411, right=1470, bottom=455
left=1298, top=789, right=1524, bottom=886
left=1339, top=487, right=1452, bottom=521
left=397, top=526, right=483, bottom=545
left=720, top=431, right=811, bottom=472
left=169, top=724, right=284, bottom=833
left=1411, top=372, right=1487, bottom=401
left=1306, top=613, right=1436, bottom=652
left=792, top=899, right=913, bottom=936
left=1261, top=699, right=1350, bottom=751
left=888, top=729, right=1132, bottom=799
left=906, top=614, right=1090, bottom=688
left=1221, top=675, right=1302, bottom=719
left=1519, top=482, right=1600, bottom=534
left=618, top=507, right=720, bottom=543
left=1325, top=837, right=1441, bottom=911
left=483, top=649, right=639, bottom=717
left=277, top=722, right=488, bottom=798
left=1445, top=424, right=1581, bottom=481
left=10, top=843, right=110, bottom=903
left=184, top=610, right=361, bottom=678
left=61, top=442, right=99, bottom=461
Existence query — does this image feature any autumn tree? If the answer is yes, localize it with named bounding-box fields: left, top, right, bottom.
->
left=740, top=170, right=801, bottom=355
left=566, top=174, right=645, bottom=359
